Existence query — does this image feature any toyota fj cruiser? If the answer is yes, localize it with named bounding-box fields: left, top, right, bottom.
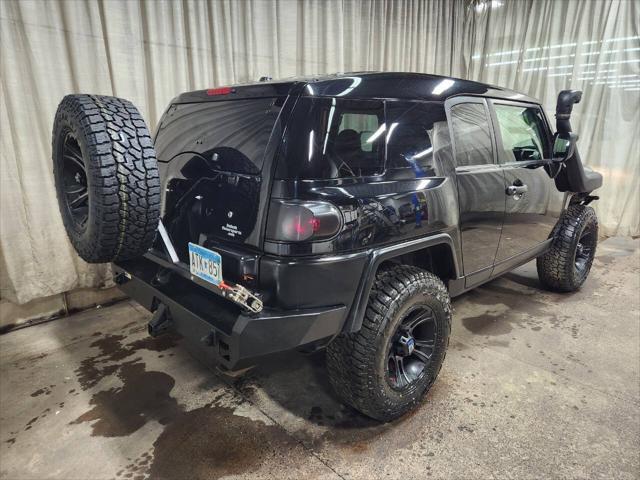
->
left=52, top=72, right=602, bottom=421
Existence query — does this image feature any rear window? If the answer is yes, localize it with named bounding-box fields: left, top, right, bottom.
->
left=275, top=97, right=385, bottom=179
left=154, top=97, right=283, bottom=174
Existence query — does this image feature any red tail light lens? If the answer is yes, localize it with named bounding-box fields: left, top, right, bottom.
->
left=266, top=200, right=343, bottom=242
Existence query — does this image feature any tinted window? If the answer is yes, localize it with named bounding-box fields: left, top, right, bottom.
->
left=494, top=104, right=549, bottom=162
left=449, top=103, right=494, bottom=167
left=155, top=97, right=282, bottom=174
left=386, top=101, right=448, bottom=177
left=276, top=97, right=385, bottom=179
left=339, top=113, right=381, bottom=152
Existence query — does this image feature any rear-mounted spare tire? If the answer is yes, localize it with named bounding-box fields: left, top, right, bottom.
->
left=52, top=94, right=160, bottom=263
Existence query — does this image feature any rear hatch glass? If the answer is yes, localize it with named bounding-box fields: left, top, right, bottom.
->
left=155, top=97, right=281, bottom=172
left=155, top=97, right=283, bottom=257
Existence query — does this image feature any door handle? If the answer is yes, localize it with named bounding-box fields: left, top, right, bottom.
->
left=506, top=184, right=528, bottom=196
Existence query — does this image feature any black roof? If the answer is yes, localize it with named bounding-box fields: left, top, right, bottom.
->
left=174, top=71, right=539, bottom=105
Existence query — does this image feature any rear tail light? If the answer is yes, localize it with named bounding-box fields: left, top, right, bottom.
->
left=266, top=200, right=343, bottom=242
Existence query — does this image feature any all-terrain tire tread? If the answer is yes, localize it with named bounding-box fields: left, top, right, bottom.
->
left=327, top=265, right=451, bottom=421
left=536, top=204, right=598, bottom=292
left=52, top=94, right=160, bottom=263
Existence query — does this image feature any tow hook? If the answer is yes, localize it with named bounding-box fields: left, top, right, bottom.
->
left=148, top=303, right=172, bottom=337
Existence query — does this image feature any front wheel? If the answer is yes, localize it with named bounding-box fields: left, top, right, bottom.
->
left=537, top=204, right=598, bottom=292
left=326, top=265, right=451, bottom=422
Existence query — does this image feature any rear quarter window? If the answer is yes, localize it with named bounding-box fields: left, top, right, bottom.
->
left=385, top=101, right=450, bottom=177
left=275, top=97, right=386, bottom=179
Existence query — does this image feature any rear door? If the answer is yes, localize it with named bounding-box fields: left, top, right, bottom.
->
left=155, top=97, right=285, bottom=255
left=488, top=100, right=565, bottom=267
left=446, top=97, right=505, bottom=286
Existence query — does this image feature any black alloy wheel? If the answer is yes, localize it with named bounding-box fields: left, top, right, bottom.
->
left=574, top=226, right=596, bottom=277
left=387, top=305, right=437, bottom=389
left=61, top=132, right=89, bottom=229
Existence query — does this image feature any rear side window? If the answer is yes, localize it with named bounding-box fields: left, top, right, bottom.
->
left=275, top=97, right=385, bottom=179
left=494, top=104, right=549, bottom=162
left=449, top=103, right=494, bottom=167
left=386, top=101, right=448, bottom=176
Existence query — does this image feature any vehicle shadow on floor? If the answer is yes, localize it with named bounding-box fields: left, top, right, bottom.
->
left=224, top=270, right=544, bottom=442
left=234, top=349, right=378, bottom=426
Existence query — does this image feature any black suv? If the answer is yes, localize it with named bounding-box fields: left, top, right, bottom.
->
left=52, top=72, right=602, bottom=421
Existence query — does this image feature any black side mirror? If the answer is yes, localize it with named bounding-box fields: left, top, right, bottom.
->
left=552, top=131, right=578, bottom=163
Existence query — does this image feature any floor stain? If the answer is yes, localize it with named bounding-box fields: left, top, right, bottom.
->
left=466, top=284, right=550, bottom=316
left=116, top=451, right=153, bottom=480
left=9, top=352, right=50, bottom=371
left=128, top=334, right=180, bottom=352
left=146, top=404, right=299, bottom=480
left=75, top=334, right=129, bottom=390
left=71, top=360, right=181, bottom=437
left=462, top=313, right=514, bottom=335
left=30, top=385, right=55, bottom=397
left=75, top=332, right=180, bottom=390
left=456, top=283, right=574, bottom=337
left=24, top=408, right=51, bottom=431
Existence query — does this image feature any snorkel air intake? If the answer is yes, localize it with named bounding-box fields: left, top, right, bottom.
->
left=555, top=90, right=582, bottom=134
left=553, top=90, right=602, bottom=193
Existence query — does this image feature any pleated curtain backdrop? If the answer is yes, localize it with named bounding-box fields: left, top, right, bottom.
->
left=0, top=0, right=638, bottom=304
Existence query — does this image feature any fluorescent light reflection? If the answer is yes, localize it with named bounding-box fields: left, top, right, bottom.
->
left=366, top=124, right=387, bottom=143
left=432, top=79, right=455, bottom=94
left=322, top=98, right=336, bottom=154
left=335, top=77, right=362, bottom=97
left=412, top=147, right=433, bottom=160
left=385, top=122, right=399, bottom=142
left=308, top=130, right=314, bottom=162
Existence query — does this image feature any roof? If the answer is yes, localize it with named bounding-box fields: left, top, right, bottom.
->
left=173, top=71, right=540, bottom=105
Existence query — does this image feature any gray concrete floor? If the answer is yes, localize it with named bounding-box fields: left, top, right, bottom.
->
left=1, top=237, right=639, bottom=480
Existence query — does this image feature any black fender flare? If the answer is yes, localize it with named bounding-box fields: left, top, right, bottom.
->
left=341, top=233, right=461, bottom=333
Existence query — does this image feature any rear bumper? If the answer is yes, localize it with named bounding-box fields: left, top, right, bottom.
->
left=113, top=257, right=346, bottom=370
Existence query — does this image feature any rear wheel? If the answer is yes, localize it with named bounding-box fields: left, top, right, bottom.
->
left=326, top=265, right=451, bottom=422
left=537, top=204, right=598, bottom=292
left=52, top=94, right=160, bottom=263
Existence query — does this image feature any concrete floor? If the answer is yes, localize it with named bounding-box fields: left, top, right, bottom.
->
left=1, top=237, right=638, bottom=480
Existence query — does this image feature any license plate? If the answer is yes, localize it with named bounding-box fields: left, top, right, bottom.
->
left=188, top=243, right=222, bottom=286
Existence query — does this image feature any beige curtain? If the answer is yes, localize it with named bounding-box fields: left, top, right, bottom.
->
left=0, top=0, right=637, bottom=304
left=463, top=0, right=639, bottom=238
left=0, top=0, right=465, bottom=304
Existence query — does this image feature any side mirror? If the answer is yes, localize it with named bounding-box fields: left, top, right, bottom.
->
left=552, top=132, right=578, bottom=162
